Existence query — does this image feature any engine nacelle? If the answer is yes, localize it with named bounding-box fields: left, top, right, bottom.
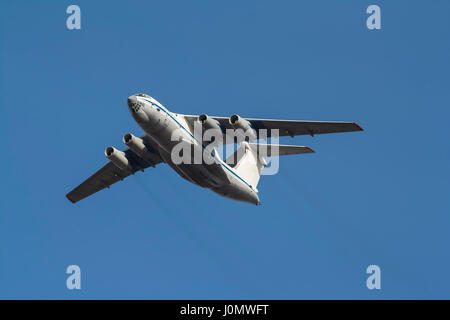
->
left=229, top=114, right=257, bottom=140
left=198, top=114, right=223, bottom=143
left=123, top=133, right=147, bottom=158
left=123, top=133, right=161, bottom=164
left=198, top=114, right=222, bottom=131
left=105, top=146, right=132, bottom=172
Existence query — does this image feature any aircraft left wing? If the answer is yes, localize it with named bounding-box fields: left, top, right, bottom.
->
left=66, top=138, right=163, bottom=203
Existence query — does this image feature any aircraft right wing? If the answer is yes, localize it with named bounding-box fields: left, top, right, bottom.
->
left=183, top=115, right=363, bottom=139
left=66, top=135, right=163, bottom=203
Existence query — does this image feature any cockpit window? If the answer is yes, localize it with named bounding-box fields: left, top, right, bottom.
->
left=136, top=93, right=151, bottom=98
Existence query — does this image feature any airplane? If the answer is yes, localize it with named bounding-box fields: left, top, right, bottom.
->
left=66, top=93, right=363, bottom=205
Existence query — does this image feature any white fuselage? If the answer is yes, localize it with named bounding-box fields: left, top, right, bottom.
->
left=127, top=95, right=260, bottom=205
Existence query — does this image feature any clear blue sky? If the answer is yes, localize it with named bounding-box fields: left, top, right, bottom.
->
left=1, top=0, right=449, bottom=299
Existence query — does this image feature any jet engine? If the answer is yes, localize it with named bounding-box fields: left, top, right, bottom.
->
left=229, top=114, right=257, bottom=141
left=105, top=146, right=132, bottom=172
left=123, top=133, right=162, bottom=164
left=123, top=133, right=146, bottom=157
left=198, top=114, right=223, bottom=143
left=198, top=114, right=222, bottom=132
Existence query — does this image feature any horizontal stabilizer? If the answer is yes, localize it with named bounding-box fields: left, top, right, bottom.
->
left=248, top=144, right=315, bottom=157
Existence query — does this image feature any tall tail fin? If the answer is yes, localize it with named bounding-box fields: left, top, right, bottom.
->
left=232, top=142, right=266, bottom=189
left=227, top=143, right=315, bottom=189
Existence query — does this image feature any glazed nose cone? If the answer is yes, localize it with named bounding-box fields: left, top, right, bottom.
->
left=127, top=95, right=137, bottom=108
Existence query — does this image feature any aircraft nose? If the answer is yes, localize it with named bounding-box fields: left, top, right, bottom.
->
left=127, top=95, right=137, bottom=106
left=127, top=95, right=149, bottom=123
